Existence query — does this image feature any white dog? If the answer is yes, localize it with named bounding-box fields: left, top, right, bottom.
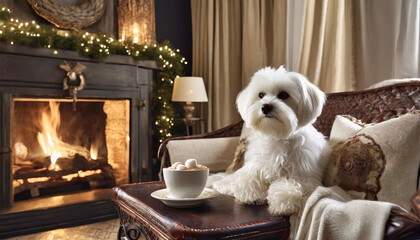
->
left=213, top=66, right=329, bottom=216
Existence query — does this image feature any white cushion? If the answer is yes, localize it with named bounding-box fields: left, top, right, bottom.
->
left=324, top=112, right=420, bottom=210
left=329, top=115, right=363, bottom=146
left=167, top=137, right=240, bottom=173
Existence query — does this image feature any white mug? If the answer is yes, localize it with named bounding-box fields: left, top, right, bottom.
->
left=163, top=168, right=209, bottom=198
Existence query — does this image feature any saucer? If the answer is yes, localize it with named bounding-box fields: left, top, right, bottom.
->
left=151, top=188, right=219, bottom=208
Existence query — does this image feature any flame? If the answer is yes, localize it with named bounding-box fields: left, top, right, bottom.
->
left=37, top=102, right=60, bottom=152
left=14, top=169, right=103, bottom=186
left=36, top=101, right=63, bottom=170
left=37, top=133, right=48, bottom=154
left=27, top=177, right=50, bottom=183
left=51, top=150, right=62, bottom=165
left=35, top=101, right=99, bottom=170
left=90, top=144, right=98, bottom=160
left=47, top=133, right=54, bottom=148
left=89, top=136, right=100, bottom=160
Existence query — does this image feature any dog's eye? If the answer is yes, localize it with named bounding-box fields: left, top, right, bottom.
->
left=258, top=92, right=265, bottom=99
left=277, top=91, right=289, bottom=100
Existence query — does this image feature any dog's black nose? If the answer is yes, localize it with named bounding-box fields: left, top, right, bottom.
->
left=262, top=104, right=273, bottom=115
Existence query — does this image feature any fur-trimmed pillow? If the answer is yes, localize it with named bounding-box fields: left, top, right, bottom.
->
left=324, top=112, right=420, bottom=210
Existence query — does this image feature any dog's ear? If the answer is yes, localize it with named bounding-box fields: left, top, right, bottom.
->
left=289, top=72, right=326, bottom=127
left=236, top=85, right=252, bottom=122
left=276, top=65, right=287, bottom=74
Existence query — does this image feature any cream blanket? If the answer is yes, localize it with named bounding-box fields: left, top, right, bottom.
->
left=290, top=186, right=404, bottom=240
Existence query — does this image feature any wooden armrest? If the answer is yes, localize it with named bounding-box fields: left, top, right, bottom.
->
left=385, top=209, right=420, bottom=239
left=411, top=187, right=420, bottom=218
left=157, top=121, right=243, bottom=180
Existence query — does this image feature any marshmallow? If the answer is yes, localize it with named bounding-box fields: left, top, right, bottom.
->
left=171, top=162, right=182, bottom=169
left=168, top=159, right=208, bottom=170
left=196, top=164, right=206, bottom=169
left=176, top=164, right=187, bottom=170
left=185, top=159, right=198, bottom=169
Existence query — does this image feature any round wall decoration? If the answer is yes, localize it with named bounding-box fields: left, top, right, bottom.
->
left=26, top=0, right=107, bottom=30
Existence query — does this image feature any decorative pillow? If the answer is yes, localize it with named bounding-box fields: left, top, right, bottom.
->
left=225, top=125, right=252, bottom=174
left=167, top=136, right=240, bottom=173
left=324, top=112, right=420, bottom=210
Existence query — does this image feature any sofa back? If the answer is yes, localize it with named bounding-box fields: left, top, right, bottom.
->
left=314, top=82, right=420, bottom=137
left=158, top=82, right=419, bottom=176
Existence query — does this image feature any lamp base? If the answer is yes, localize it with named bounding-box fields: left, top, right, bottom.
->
left=183, top=103, right=195, bottom=120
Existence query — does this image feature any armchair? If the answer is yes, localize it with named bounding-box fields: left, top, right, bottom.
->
left=157, top=82, right=420, bottom=239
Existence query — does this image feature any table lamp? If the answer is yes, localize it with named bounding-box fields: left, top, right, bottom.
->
left=171, top=77, right=208, bottom=121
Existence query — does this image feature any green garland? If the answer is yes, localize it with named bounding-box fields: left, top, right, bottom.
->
left=0, top=7, right=185, bottom=151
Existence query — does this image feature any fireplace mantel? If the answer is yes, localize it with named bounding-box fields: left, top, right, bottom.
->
left=0, top=42, right=155, bottom=237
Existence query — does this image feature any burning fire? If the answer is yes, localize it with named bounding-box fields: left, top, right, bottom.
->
left=36, top=102, right=62, bottom=170
left=11, top=98, right=131, bottom=195
left=50, top=150, right=62, bottom=169
left=90, top=145, right=98, bottom=160
left=36, top=101, right=96, bottom=170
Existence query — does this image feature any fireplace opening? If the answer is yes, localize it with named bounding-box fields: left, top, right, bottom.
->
left=11, top=98, right=130, bottom=201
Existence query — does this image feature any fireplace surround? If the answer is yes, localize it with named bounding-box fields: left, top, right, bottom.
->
left=0, top=42, right=155, bottom=237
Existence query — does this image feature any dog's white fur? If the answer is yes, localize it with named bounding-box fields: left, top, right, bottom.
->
left=213, top=66, right=329, bottom=216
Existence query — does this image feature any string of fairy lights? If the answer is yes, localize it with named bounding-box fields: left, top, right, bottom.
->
left=0, top=6, right=186, bottom=149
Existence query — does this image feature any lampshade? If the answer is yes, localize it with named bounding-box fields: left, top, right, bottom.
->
left=172, top=77, right=208, bottom=102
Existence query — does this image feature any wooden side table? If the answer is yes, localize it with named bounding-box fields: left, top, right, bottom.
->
left=112, top=181, right=290, bottom=240
left=183, top=117, right=205, bottom=136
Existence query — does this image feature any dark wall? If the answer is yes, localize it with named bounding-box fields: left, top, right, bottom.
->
left=4, top=1, right=193, bottom=74
left=4, top=0, right=117, bottom=36
left=3, top=0, right=193, bottom=133
left=155, top=0, right=192, bottom=136
left=155, top=0, right=192, bottom=76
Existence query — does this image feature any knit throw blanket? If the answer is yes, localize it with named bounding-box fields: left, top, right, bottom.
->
left=290, top=186, right=404, bottom=240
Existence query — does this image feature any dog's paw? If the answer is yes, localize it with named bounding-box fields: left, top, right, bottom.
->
left=267, top=199, right=300, bottom=216
left=232, top=178, right=268, bottom=205
left=266, top=179, right=303, bottom=216
left=213, top=179, right=233, bottom=196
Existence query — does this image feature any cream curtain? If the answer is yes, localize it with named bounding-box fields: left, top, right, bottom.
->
left=354, top=0, right=420, bottom=89
left=241, top=0, right=288, bottom=87
left=191, top=0, right=241, bottom=131
left=191, top=0, right=355, bottom=131
left=299, top=0, right=355, bottom=92
left=191, top=0, right=288, bottom=131
left=286, top=0, right=306, bottom=72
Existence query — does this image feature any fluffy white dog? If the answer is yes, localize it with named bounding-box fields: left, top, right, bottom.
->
left=213, top=66, right=329, bottom=216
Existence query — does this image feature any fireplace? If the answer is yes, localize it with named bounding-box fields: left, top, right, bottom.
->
left=0, top=43, right=155, bottom=237
left=12, top=98, right=130, bottom=200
